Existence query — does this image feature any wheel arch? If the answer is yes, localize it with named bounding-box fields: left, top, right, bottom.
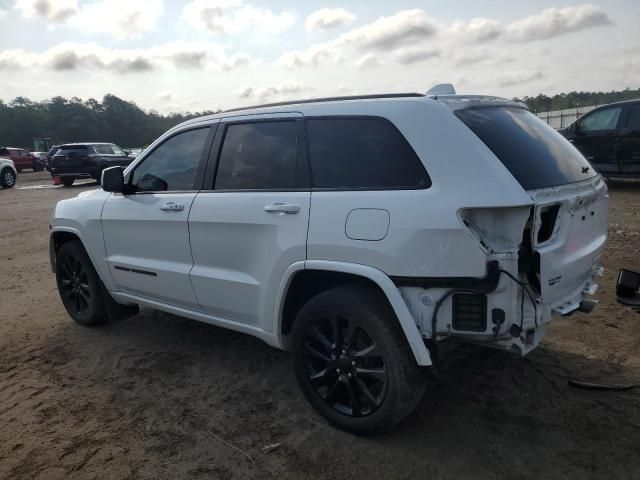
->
left=275, top=260, right=432, bottom=366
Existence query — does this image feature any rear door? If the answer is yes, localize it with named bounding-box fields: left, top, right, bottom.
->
left=188, top=114, right=310, bottom=328
left=619, top=103, right=640, bottom=176
left=101, top=125, right=215, bottom=310
left=572, top=105, right=624, bottom=174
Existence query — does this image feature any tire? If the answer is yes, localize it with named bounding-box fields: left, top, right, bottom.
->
left=61, top=177, right=75, bottom=187
left=1, top=168, right=16, bottom=188
left=290, top=285, right=429, bottom=435
left=55, top=240, right=108, bottom=326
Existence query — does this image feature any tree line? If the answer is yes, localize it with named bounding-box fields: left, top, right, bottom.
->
left=1, top=88, right=639, bottom=150
left=0, top=94, right=218, bottom=150
left=515, top=87, right=640, bottom=113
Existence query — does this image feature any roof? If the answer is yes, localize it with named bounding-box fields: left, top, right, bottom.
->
left=176, top=92, right=530, bottom=131
left=58, top=142, right=115, bottom=146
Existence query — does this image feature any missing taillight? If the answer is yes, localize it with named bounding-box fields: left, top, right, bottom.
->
left=536, top=204, right=560, bottom=244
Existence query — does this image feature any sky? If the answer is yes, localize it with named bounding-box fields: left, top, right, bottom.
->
left=0, top=0, right=638, bottom=113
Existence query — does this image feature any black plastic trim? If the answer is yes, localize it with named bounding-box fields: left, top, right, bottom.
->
left=390, top=261, right=501, bottom=293
left=114, top=265, right=157, bottom=277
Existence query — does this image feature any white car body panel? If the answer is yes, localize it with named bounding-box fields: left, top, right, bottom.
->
left=189, top=190, right=310, bottom=326
left=101, top=192, right=201, bottom=310
left=49, top=94, right=609, bottom=365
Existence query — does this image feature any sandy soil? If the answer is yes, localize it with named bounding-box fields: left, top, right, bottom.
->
left=1, top=171, right=639, bottom=480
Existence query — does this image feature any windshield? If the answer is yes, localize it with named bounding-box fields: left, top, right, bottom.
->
left=455, top=106, right=597, bottom=190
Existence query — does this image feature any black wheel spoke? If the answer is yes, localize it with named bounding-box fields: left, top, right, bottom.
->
left=329, top=315, right=342, bottom=346
left=304, top=343, right=331, bottom=363
left=352, top=342, right=381, bottom=360
left=344, top=321, right=359, bottom=349
left=345, top=380, right=362, bottom=417
left=309, top=326, right=333, bottom=350
left=324, top=379, right=340, bottom=404
left=356, top=378, right=381, bottom=408
left=356, top=367, right=386, bottom=382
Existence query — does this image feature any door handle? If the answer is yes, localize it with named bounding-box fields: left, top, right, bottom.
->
left=160, top=202, right=185, bottom=212
left=264, top=203, right=300, bottom=214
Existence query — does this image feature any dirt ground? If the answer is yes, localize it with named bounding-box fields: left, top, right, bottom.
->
left=1, top=171, right=639, bottom=480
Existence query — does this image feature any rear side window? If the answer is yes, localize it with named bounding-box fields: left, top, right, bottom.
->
left=306, top=117, right=430, bottom=189
left=455, top=107, right=597, bottom=190
left=58, top=145, right=95, bottom=154
left=215, top=121, right=299, bottom=190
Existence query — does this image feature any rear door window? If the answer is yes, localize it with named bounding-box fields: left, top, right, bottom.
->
left=306, top=117, right=430, bottom=190
left=625, top=104, right=640, bottom=130
left=94, top=145, right=114, bottom=155
left=455, top=106, right=597, bottom=190
left=580, top=106, right=623, bottom=132
left=214, top=121, right=300, bottom=190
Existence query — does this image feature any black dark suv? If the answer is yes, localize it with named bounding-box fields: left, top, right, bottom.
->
left=561, top=99, right=640, bottom=178
left=50, top=143, right=133, bottom=186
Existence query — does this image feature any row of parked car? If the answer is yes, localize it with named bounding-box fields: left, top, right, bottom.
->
left=0, top=143, right=139, bottom=188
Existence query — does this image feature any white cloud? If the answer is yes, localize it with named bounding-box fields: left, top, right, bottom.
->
left=0, top=41, right=253, bottom=73
left=506, top=4, right=612, bottom=42
left=0, top=9, right=7, bottom=18
left=182, top=0, right=295, bottom=35
left=155, top=91, right=173, bottom=101
left=305, top=7, right=355, bottom=33
left=237, top=80, right=310, bottom=101
left=15, top=0, right=78, bottom=22
left=279, top=9, right=437, bottom=69
left=392, top=47, right=439, bottom=65
left=339, top=9, right=437, bottom=51
left=278, top=42, right=337, bottom=69
left=15, top=0, right=163, bottom=39
left=497, top=70, right=544, bottom=87
left=449, top=17, right=503, bottom=43
left=355, top=53, right=379, bottom=68
left=70, top=0, right=164, bottom=40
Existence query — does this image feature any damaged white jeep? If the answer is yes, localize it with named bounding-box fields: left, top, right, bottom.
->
left=50, top=90, right=608, bottom=434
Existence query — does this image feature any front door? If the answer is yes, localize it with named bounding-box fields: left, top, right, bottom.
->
left=101, top=125, right=214, bottom=310
left=188, top=115, right=310, bottom=329
left=619, top=103, right=640, bottom=175
left=572, top=105, right=624, bottom=175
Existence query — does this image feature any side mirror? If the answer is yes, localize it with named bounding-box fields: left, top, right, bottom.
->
left=102, top=166, right=125, bottom=193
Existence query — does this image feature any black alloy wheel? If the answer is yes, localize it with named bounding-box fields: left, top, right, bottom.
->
left=59, top=252, right=92, bottom=317
left=55, top=241, right=108, bottom=326
left=291, top=285, right=429, bottom=434
left=302, top=314, right=388, bottom=417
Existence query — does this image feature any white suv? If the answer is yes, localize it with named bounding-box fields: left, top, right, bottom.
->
left=0, top=156, right=17, bottom=188
left=49, top=92, right=608, bottom=433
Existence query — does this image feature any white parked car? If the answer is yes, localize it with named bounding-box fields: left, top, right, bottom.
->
left=49, top=91, right=608, bottom=433
left=0, top=156, right=17, bottom=188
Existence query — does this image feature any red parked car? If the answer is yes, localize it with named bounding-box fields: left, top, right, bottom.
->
left=0, top=147, right=45, bottom=172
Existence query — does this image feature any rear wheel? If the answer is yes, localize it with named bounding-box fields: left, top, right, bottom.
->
left=290, top=285, right=429, bottom=434
left=1, top=168, right=16, bottom=188
left=61, top=177, right=74, bottom=187
left=55, top=241, right=108, bottom=326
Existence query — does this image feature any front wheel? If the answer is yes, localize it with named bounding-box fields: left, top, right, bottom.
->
left=55, top=241, right=108, bottom=326
left=290, top=285, right=429, bottom=435
left=61, top=177, right=74, bottom=187
left=1, top=168, right=16, bottom=188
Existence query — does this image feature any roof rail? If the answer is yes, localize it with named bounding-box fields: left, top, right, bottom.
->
left=222, top=93, right=426, bottom=113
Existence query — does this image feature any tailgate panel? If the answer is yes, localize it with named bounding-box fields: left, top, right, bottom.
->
left=531, top=177, right=608, bottom=308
